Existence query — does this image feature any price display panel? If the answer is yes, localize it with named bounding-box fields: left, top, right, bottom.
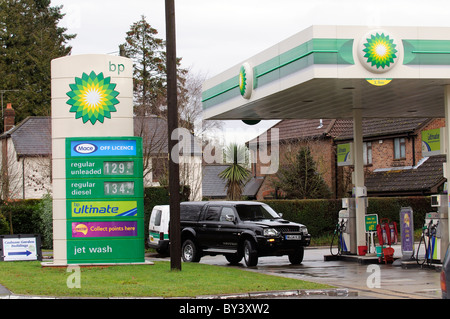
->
left=65, top=137, right=144, bottom=264
left=66, top=158, right=142, bottom=179
left=66, top=178, right=143, bottom=199
left=103, top=161, right=134, bottom=176
left=104, top=181, right=135, bottom=196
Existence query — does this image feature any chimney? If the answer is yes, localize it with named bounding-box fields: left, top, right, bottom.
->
left=4, top=103, right=15, bottom=132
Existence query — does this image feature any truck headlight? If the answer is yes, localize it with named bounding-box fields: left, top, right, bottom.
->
left=300, top=226, right=308, bottom=235
left=263, top=228, right=280, bottom=237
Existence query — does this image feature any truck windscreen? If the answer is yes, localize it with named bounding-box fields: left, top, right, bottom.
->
left=235, top=204, right=280, bottom=221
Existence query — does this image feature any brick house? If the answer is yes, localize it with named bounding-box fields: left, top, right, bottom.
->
left=249, top=119, right=337, bottom=199
left=250, top=117, right=446, bottom=199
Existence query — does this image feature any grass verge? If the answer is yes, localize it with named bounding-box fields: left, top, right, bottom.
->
left=0, top=261, right=332, bottom=298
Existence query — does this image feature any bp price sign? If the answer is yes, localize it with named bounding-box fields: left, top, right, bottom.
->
left=65, top=137, right=144, bottom=264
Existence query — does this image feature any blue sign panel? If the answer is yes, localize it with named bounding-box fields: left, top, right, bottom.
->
left=400, top=207, right=414, bottom=258
left=70, top=140, right=137, bottom=157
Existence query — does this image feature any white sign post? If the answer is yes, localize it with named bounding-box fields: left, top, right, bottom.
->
left=50, top=54, right=135, bottom=266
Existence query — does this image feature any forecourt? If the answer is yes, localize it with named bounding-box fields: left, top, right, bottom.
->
left=202, top=25, right=450, bottom=255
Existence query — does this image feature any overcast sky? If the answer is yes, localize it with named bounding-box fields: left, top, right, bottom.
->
left=49, top=0, right=450, bottom=143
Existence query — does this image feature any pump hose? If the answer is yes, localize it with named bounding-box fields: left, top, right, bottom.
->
left=427, top=235, right=433, bottom=266
left=330, top=224, right=341, bottom=256
left=426, top=225, right=437, bottom=266
left=416, top=231, right=427, bottom=266
left=416, top=224, right=435, bottom=267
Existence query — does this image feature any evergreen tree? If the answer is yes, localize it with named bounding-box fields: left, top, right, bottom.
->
left=219, top=144, right=250, bottom=200
left=0, top=0, right=75, bottom=127
left=273, top=146, right=331, bottom=199
left=120, top=15, right=187, bottom=117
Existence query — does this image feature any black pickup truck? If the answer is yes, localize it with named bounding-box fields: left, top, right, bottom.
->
left=179, top=201, right=311, bottom=267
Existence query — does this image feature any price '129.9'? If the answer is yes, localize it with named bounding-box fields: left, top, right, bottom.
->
left=103, top=161, right=134, bottom=175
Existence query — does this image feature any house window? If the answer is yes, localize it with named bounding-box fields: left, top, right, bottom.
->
left=394, top=138, right=406, bottom=159
left=363, top=142, right=372, bottom=165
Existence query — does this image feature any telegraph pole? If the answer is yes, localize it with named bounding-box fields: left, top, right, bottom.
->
left=165, top=0, right=182, bottom=271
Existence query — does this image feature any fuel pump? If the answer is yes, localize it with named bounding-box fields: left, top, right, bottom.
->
left=331, top=198, right=356, bottom=255
left=331, top=210, right=348, bottom=256
left=418, top=212, right=440, bottom=265
left=417, top=195, right=449, bottom=265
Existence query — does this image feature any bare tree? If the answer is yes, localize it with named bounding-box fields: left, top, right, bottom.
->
left=134, top=115, right=168, bottom=184
left=1, top=139, right=24, bottom=200
left=177, top=69, right=223, bottom=137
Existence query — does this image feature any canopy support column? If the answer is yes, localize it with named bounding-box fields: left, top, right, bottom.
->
left=445, top=85, right=450, bottom=255
left=353, top=106, right=367, bottom=254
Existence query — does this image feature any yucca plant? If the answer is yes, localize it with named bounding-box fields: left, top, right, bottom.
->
left=219, top=144, right=250, bottom=200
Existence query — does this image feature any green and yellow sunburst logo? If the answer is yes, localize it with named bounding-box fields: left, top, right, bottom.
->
left=239, top=62, right=253, bottom=99
left=66, top=71, right=120, bottom=125
left=362, top=32, right=397, bottom=70
left=239, top=65, right=248, bottom=96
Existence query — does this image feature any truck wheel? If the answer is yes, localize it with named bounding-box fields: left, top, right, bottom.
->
left=225, top=253, right=243, bottom=265
left=182, top=239, right=201, bottom=262
left=288, top=247, right=304, bottom=265
left=243, top=240, right=258, bottom=267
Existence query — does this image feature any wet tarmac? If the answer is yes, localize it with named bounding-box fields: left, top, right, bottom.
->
left=195, top=244, right=443, bottom=299
left=0, top=244, right=442, bottom=299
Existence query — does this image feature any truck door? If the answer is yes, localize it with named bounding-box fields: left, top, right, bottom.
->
left=197, top=205, right=222, bottom=248
left=217, top=206, right=239, bottom=250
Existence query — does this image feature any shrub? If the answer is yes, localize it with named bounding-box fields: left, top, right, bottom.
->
left=0, top=194, right=431, bottom=249
left=262, top=197, right=431, bottom=238
left=367, top=197, right=429, bottom=230
left=0, top=200, right=41, bottom=235
left=262, top=199, right=340, bottom=237
left=37, top=193, right=53, bottom=249
left=0, top=212, right=9, bottom=234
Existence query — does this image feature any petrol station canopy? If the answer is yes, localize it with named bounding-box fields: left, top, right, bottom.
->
left=202, top=25, right=450, bottom=121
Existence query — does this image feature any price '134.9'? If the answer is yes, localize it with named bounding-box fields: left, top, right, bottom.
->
left=104, top=181, right=135, bottom=195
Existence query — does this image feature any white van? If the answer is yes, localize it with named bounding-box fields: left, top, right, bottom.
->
left=148, top=202, right=207, bottom=255
left=148, top=205, right=170, bottom=255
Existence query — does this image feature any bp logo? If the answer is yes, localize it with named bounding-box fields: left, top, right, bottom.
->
left=66, top=71, right=120, bottom=125
left=239, top=62, right=253, bottom=99
left=359, top=31, right=400, bottom=73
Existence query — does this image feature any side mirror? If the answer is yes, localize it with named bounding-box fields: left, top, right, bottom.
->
left=225, top=214, right=235, bottom=222
left=278, top=213, right=283, bottom=218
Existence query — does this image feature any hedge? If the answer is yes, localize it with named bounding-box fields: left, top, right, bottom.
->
left=0, top=194, right=433, bottom=249
left=0, top=200, right=42, bottom=236
left=367, top=197, right=430, bottom=228
left=262, top=199, right=341, bottom=237
left=262, top=197, right=431, bottom=238
left=0, top=186, right=191, bottom=249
